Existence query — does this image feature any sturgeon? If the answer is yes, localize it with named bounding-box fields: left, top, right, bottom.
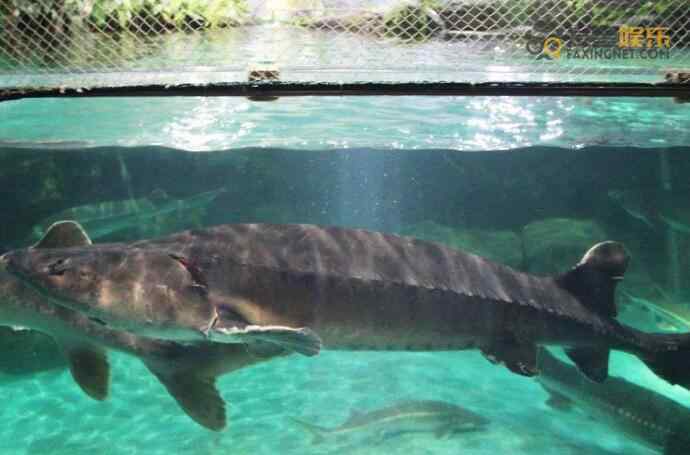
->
left=3, top=221, right=690, bottom=389
left=538, top=348, right=690, bottom=455
left=29, top=186, right=226, bottom=241
left=291, top=400, right=488, bottom=444
left=0, top=259, right=291, bottom=431
left=608, top=189, right=690, bottom=233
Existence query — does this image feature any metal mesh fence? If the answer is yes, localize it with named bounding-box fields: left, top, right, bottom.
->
left=1, top=0, right=689, bottom=88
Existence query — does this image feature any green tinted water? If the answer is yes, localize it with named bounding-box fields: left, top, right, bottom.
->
left=1, top=96, right=688, bottom=150
left=0, top=95, right=689, bottom=455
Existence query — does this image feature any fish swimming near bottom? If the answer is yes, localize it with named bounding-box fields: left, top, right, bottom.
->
left=5, top=222, right=690, bottom=393
left=291, top=400, right=488, bottom=444
left=537, top=348, right=690, bottom=455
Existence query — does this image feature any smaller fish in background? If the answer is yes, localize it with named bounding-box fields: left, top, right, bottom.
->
left=623, top=288, right=690, bottom=333
left=659, top=207, right=690, bottom=235
left=608, top=189, right=690, bottom=233
left=28, top=186, right=226, bottom=242
left=290, top=400, right=489, bottom=445
left=537, top=348, right=690, bottom=455
left=607, top=190, right=657, bottom=228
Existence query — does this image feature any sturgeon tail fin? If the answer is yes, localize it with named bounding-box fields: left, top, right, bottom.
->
left=288, top=417, right=328, bottom=444
left=555, top=241, right=630, bottom=382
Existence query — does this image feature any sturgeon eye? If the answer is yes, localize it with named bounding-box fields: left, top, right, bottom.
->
left=47, top=258, right=70, bottom=276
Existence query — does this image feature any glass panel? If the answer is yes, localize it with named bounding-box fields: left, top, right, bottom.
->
left=0, top=94, right=689, bottom=454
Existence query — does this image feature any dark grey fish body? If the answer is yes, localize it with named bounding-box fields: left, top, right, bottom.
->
left=292, top=400, right=488, bottom=444
left=4, top=222, right=690, bottom=387
left=157, top=225, right=620, bottom=350
left=5, top=225, right=605, bottom=345
left=538, top=349, right=690, bottom=455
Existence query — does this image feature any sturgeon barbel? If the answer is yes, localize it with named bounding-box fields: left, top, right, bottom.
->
left=3, top=221, right=690, bottom=389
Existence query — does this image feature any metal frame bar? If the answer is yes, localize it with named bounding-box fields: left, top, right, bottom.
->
left=2, top=82, right=690, bottom=102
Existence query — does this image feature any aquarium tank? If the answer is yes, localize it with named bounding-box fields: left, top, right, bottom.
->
left=1, top=0, right=690, bottom=453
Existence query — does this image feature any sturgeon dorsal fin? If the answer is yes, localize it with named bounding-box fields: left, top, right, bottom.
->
left=556, top=241, right=629, bottom=318
left=61, top=342, right=110, bottom=400
left=566, top=347, right=609, bottom=383
left=145, top=362, right=226, bottom=431
left=342, top=409, right=365, bottom=425
left=34, top=221, right=92, bottom=249
left=348, top=409, right=364, bottom=420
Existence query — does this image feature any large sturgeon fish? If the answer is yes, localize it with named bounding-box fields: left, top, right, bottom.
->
left=3, top=221, right=690, bottom=389
left=0, top=257, right=293, bottom=431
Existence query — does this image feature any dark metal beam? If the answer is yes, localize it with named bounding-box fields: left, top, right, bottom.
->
left=1, top=82, right=690, bottom=102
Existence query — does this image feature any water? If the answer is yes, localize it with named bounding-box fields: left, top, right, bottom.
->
left=0, top=94, right=689, bottom=455
left=1, top=96, right=689, bottom=150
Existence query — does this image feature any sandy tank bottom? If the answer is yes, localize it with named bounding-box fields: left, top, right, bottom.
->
left=0, top=345, right=683, bottom=455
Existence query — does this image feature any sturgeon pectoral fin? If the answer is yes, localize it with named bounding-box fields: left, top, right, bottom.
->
left=434, top=424, right=455, bottom=439
left=145, top=363, right=226, bottom=432
left=209, top=325, right=322, bottom=357
left=481, top=339, right=539, bottom=377
left=61, top=343, right=110, bottom=401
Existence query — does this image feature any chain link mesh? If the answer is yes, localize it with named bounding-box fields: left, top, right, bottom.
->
left=1, top=0, right=689, bottom=88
